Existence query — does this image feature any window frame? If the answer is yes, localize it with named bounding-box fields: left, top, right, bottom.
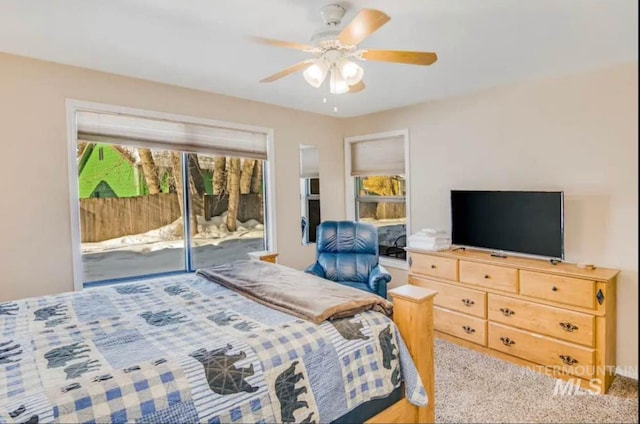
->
left=66, top=100, right=277, bottom=291
left=344, top=130, right=411, bottom=270
left=300, top=177, right=321, bottom=244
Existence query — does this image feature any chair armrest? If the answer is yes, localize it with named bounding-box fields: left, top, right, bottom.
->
left=304, top=262, right=326, bottom=279
left=368, top=265, right=392, bottom=298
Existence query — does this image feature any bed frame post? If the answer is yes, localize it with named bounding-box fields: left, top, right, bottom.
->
left=389, top=285, right=437, bottom=423
left=364, top=285, right=437, bottom=424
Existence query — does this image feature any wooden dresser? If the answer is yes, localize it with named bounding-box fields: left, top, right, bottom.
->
left=407, top=248, right=619, bottom=393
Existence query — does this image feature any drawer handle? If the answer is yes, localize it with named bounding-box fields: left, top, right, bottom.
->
left=461, top=298, right=475, bottom=307
left=552, top=286, right=558, bottom=292
left=559, top=322, right=579, bottom=332
left=431, top=264, right=437, bottom=269
left=559, top=355, right=578, bottom=365
left=484, top=274, right=490, bottom=279
left=499, top=308, right=515, bottom=317
left=500, top=337, right=515, bottom=346
left=462, top=326, right=475, bottom=334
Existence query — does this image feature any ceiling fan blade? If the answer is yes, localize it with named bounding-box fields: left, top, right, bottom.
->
left=348, top=81, right=365, bottom=93
left=259, top=60, right=313, bottom=83
left=361, top=49, right=438, bottom=66
left=338, top=9, right=390, bottom=46
left=251, top=36, right=313, bottom=51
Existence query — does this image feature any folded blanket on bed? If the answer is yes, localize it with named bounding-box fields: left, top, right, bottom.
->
left=197, top=260, right=393, bottom=324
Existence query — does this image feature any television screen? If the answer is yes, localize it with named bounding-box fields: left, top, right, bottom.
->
left=451, top=190, right=564, bottom=259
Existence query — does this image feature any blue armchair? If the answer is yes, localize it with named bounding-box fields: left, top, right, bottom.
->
left=304, top=221, right=392, bottom=298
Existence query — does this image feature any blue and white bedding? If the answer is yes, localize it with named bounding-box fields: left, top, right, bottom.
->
left=0, top=272, right=426, bottom=423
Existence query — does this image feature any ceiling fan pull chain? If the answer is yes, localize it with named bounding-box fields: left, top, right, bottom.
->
left=323, top=75, right=328, bottom=103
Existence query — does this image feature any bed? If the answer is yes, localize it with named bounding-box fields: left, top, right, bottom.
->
left=0, top=261, right=436, bottom=423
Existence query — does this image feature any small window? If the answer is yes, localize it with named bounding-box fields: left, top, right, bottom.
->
left=346, top=132, right=409, bottom=265
left=355, top=175, right=406, bottom=260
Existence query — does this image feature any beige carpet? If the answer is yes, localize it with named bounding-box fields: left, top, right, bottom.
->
left=434, top=339, right=638, bottom=423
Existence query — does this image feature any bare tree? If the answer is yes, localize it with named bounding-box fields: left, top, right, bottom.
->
left=226, top=158, right=241, bottom=231
left=187, top=154, right=206, bottom=217
left=250, top=160, right=262, bottom=194
left=138, top=148, right=161, bottom=195
left=363, top=176, right=404, bottom=220
left=212, top=156, right=226, bottom=195
left=77, top=141, right=88, bottom=158
left=169, top=152, right=185, bottom=237
left=240, top=159, right=256, bottom=194
left=77, top=143, right=95, bottom=175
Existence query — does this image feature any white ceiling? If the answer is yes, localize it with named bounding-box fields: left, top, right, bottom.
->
left=0, top=0, right=637, bottom=117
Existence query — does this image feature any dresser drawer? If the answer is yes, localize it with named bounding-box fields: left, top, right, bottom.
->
left=411, top=277, right=486, bottom=318
left=488, top=294, right=595, bottom=347
left=488, top=322, right=595, bottom=378
left=434, top=307, right=487, bottom=346
left=519, top=270, right=596, bottom=309
left=409, top=254, right=458, bottom=281
left=459, top=261, right=518, bottom=293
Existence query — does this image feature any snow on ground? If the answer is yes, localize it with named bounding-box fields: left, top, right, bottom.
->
left=81, top=214, right=265, bottom=282
left=82, top=214, right=264, bottom=254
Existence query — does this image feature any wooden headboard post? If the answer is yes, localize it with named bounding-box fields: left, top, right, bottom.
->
left=389, top=285, right=437, bottom=423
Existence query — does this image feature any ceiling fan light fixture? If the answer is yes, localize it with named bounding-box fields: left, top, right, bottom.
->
left=338, top=58, right=364, bottom=85
left=329, top=68, right=349, bottom=94
left=256, top=7, right=438, bottom=98
left=303, top=60, right=329, bottom=88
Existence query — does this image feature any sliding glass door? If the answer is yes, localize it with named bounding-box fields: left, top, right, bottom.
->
left=187, top=153, right=266, bottom=270
left=78, top=145, right=267, bottom=284
left=78, top=145, right=186, bottom=282
left=75, top=110, right=269, bottom=285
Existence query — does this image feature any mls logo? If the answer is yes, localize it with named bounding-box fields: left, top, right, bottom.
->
left=553, top=378, right=602, bottom=396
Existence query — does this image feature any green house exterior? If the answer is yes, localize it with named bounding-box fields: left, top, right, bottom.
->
left=78, top=144, right=147, bottom=199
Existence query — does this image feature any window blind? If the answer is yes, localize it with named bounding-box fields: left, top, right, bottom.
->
left=299, top=146, right=319, bottom=178
left=76, top=111, right=268, bottom=160
left=350, top=135, right=404, bottom=176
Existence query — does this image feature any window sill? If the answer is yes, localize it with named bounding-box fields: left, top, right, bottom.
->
left=380, top=256, right=408, bottom=270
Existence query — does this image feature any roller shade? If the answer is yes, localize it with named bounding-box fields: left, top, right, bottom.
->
left=350, top=135, right=404, bottom=176
left=76, top=111, right=268, bottom=160
left=299, top=146, right=319, bottom=178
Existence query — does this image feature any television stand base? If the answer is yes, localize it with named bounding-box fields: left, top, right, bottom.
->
left=549, top=259, right=562, bottom=265
left=490, top=251, right=508, bottom=258
left=451, top=246, right=466, bottom=252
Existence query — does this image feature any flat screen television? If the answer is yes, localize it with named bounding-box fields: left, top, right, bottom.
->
left=451, top=190, right=564, bottom=259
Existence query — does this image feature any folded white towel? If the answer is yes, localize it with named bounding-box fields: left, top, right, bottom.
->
left=407, top=234, right=451, bottom=242
left=408, top=235, right=451, bottom=244
left=415, top=228, right=448, bottom=237
left=408, top=240, right=451, bottom=251
left=408, top=240, right=451, bottom=246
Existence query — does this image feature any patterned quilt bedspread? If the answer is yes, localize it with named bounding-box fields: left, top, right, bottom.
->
left=0, top=272, right=426, bottom=423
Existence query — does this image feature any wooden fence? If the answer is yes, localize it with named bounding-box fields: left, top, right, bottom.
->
left=80, top=193, right=265, bottom=243
left=204, top=193, right=264, bottom=223
left=80, top=193, right=182, bottom=242
left=358, top=202, right=406, bottom=220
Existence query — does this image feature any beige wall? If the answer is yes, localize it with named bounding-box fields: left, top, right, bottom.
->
left=0, top=52, right=345, bottom=300
left=1, top=52, right=636, bottom=373
left=346, top=63, right=639, bottom=372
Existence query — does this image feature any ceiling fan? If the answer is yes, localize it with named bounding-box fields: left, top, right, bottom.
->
left=253, top=4, right=437, bottom=94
